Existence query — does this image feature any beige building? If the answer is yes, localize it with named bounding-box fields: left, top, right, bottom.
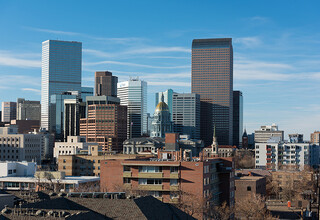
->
left=311, top=131, right=320, bottom=144
left=0, top=126, right=43, bottom=164
left=58, top=146, right=153, bottom=176
left=54, top=136, right=98, bottom=159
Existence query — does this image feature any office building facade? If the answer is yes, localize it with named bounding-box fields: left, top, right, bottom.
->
left=16, top=98, right=41, bottom=121
left=80, top=87, right=93, bottom=102
left=172, top=93, right=200, bottom=140
left=95, top=71, right=118, bottom=97
left=233, top=91, right=243, bottom=147
left=191, top=38, right=233, bottom=146
left=117, top=78, right=147, bottom=138
left=41, top=40, right=82, bottom=130
left=80, top=104, right=127, bottom=152
left=1, top=102, right=16, bottom=123
left=63, top=99, right=86, bottom=141
left=254, top=124, right=284, bottom=143
left=50, top=91, right=79, bottom=141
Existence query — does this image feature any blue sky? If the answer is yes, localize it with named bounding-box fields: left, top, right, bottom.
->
left=0, top=1, right=320, bottom=139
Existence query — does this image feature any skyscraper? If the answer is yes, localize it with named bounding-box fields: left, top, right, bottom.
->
left=1, top=102, right=16, bottom=122
left=191, top=38, right=233, bottom=145
left=117, top=78, right=147, bottom=138
left=95, top=71, right=118, bottom=97
left=41, top=40, right=82, bottom=130
left=172, top=93, right=200, bottom=139
left=233, top=91, right=243, bottom=147
left=50, top=91, right=79, bottom=141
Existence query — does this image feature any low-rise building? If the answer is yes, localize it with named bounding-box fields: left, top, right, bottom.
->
left=100, top=150, right=235, bottom=218
left=0, top=126, right=44, bottom=164
left=0, top=161, right=36, bottom=177
left=254, top=124, right=284, bottom=143
left=255, top=135, right=320, bottom=171
left=123, top=137, right=164, bottom=154
left=58, top=145, right=153, bottom=176
left=123, top=134, right=204, bottom=157
left=235, top=176, right=266, bottom=202
left=54, top=136, right=98, bottom=159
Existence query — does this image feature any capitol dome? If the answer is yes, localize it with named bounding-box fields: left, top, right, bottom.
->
left=155, top=101, right=169, bottom=112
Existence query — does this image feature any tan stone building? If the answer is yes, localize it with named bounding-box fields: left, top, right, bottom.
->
left=58, top=146, right=153, bottom=176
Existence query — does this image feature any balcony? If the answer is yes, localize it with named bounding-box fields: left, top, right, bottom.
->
left=138, top=184, right=163, bottom=191
left=123, top=172, right=132, bottom=178
left=169, top=173, right=179, bottom=179
left=138, top=172, right=164, bottom=178
left=266, top=158, right=272, bottom=161
left=169, top=185, right=179, bottom=191
left=170, top=198, right=179, bottom=204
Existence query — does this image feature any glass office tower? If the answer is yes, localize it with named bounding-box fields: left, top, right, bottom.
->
left=233, top=91, right=243, bottom=147
left=117, top=78, right=147, bottom=138
left=41, top=40, right=82, bottom=130
left=191, top=38, right=233, bottom=145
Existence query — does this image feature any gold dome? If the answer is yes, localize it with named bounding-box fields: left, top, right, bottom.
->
left=155, top=102, right=169, bottom=112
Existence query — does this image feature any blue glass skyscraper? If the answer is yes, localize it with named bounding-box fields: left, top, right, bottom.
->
left=41, top=40, right=82, bottom=130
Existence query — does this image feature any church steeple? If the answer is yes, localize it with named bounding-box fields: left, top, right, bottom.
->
left=211, top=124, right=218, bottom=154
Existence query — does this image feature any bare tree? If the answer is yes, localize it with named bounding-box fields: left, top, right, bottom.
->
left=207, top=201, right=233, bottom=220
left=235, top=150, right=255, bottom=169
left=236, top=193, right=277, bottom=220
left=174, top=191, right=208, bottom=219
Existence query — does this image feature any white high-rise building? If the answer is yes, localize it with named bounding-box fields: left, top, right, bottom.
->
left=117, top=78, right=147, bottom=138
left=41, top=40, right=82, bottom=130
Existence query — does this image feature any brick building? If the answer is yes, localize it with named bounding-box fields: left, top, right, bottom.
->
left=80, top=104, right=127, bottom=152
left=100, top=153, right=235, bottom=208
left=234, top=176, right=266, bottom=202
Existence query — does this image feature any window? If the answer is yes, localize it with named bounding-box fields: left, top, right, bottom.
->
left=148, top=191, right=161, bottom=197
left=247, top=186, right=251, bottom=191
left=139, top=166, right=162, bottom=173
left=63, top=166, right=66, bottom=170
left=170, top=179, right=178, bottom=186
left=63, top=159, right=66, bottom=163
left=8, top=170, right=12, bottom=174
left=170, top=192, right=179, bottom=199
left=138, top=179, right=162, bottom=185
left=123, top=178, right=131, bottom=184
left=170, top=167, right=179, bottom=173
left=123, top=166, right=131, bottom=172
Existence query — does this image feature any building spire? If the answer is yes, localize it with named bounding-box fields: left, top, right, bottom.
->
left=161, top=93, right=164, bottom=102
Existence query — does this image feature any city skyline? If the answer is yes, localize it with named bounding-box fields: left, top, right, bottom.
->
left=0, top=1, right=320, bottom=137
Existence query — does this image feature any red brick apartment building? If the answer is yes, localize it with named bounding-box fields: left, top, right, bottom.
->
left=100, top=151, right=235, bottom=208
left=80, top=104, right=127, bottom=152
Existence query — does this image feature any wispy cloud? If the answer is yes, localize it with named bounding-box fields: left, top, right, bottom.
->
left=21, top=88, right=41, bottom=94
left=123, top=46, right=190, bottom=54
left=250, top=16, right=269, bottom=22
left=0, top=75, right=40, bottom=87
left=148, top=81, right=190, bottom=87
left=25, top=26, right=144, bottom=45
left=84, top=60, right=189, bottom=69
left=83, top=49, right=114, bottom=58
left=24, top=27, right=79, bottom=36
left=0, top=50, right=40, bottom=68
left=234, top=37, right=261, bottom=47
